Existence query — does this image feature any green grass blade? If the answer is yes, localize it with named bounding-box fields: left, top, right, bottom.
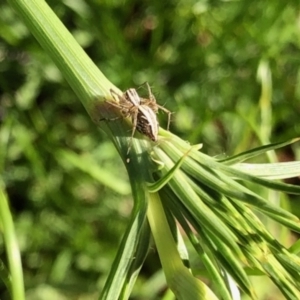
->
left=154, top=148, right=244, bottom=257
left=218, top=138, right=300, bottom=165
left=289, top=239, right=300, bottom=255
left=231, top=161, right=300, bottom=180
left=147, top=191, right=219, bottom=300
left=121, top=221, right=151, bottom=299
left=162, top=196, right=234, bottom=300
left=182, top=155, right=298, bottom=224
left=148, top=145, right=198, bottom=193
left=220, top=164, right=300, bottom=195
left=0, top=185, right=25, bottom=300
left=100, top=193, right=149, bottom=300
left=163, top=144, right=300, bottom=230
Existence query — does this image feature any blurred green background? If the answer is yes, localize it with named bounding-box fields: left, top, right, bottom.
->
left=1, top=0, right=300, bottom=299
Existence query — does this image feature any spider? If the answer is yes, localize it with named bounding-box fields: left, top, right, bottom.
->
left=104, top=83, right=171, bottom=153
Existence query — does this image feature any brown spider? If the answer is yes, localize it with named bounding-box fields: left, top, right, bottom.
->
left=104, top=83, right=171, bottom=153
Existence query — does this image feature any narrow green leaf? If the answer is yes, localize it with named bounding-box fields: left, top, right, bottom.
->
left=288, top=239, right=300, bottom=255
left=0, top=185, right=25, bottom=300
left=100, top=200, right=149, bottom=300
left=166, top=201, right=234, bottom=300
left=182, top=155, right=298, bottom=224
left=275, top=254, right=300, bottom=278
left=220, top=164, right=300, bottom=195
left=259, top=211, right=300, bottom=233
left=262, top=259, right=300, bottom=299
left=147, top=191, right=219, bottom=299
left=121, top=221, right=151, bottom=299
left=218, top=138, right=300, bottom=165
left=148, top=145, right=199, bottom=193
left=231, top=161, right=300, bottom=180
left=201, top=231, right=255, bottom=299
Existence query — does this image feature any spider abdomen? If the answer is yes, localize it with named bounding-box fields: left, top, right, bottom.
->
left=136, top=106, right=159, bottom=141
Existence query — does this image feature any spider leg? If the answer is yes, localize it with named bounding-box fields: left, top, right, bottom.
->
left=106, top=100, right=130, bottom=111
left=99, top=116, right=123, bottom=123
left=145, top=82, right=157, bottom=103
left=156, top=104, right=172, bottom=131
left=110, top=88, right=123, bottom=102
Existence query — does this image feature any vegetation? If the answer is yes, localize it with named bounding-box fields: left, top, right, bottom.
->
left=1, top=0, right=300, bottom=299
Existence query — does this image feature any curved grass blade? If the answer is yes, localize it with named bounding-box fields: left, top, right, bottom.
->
left=148, top=145, right=200, bottom=193
left=218, top=138, right=300, bottom=165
